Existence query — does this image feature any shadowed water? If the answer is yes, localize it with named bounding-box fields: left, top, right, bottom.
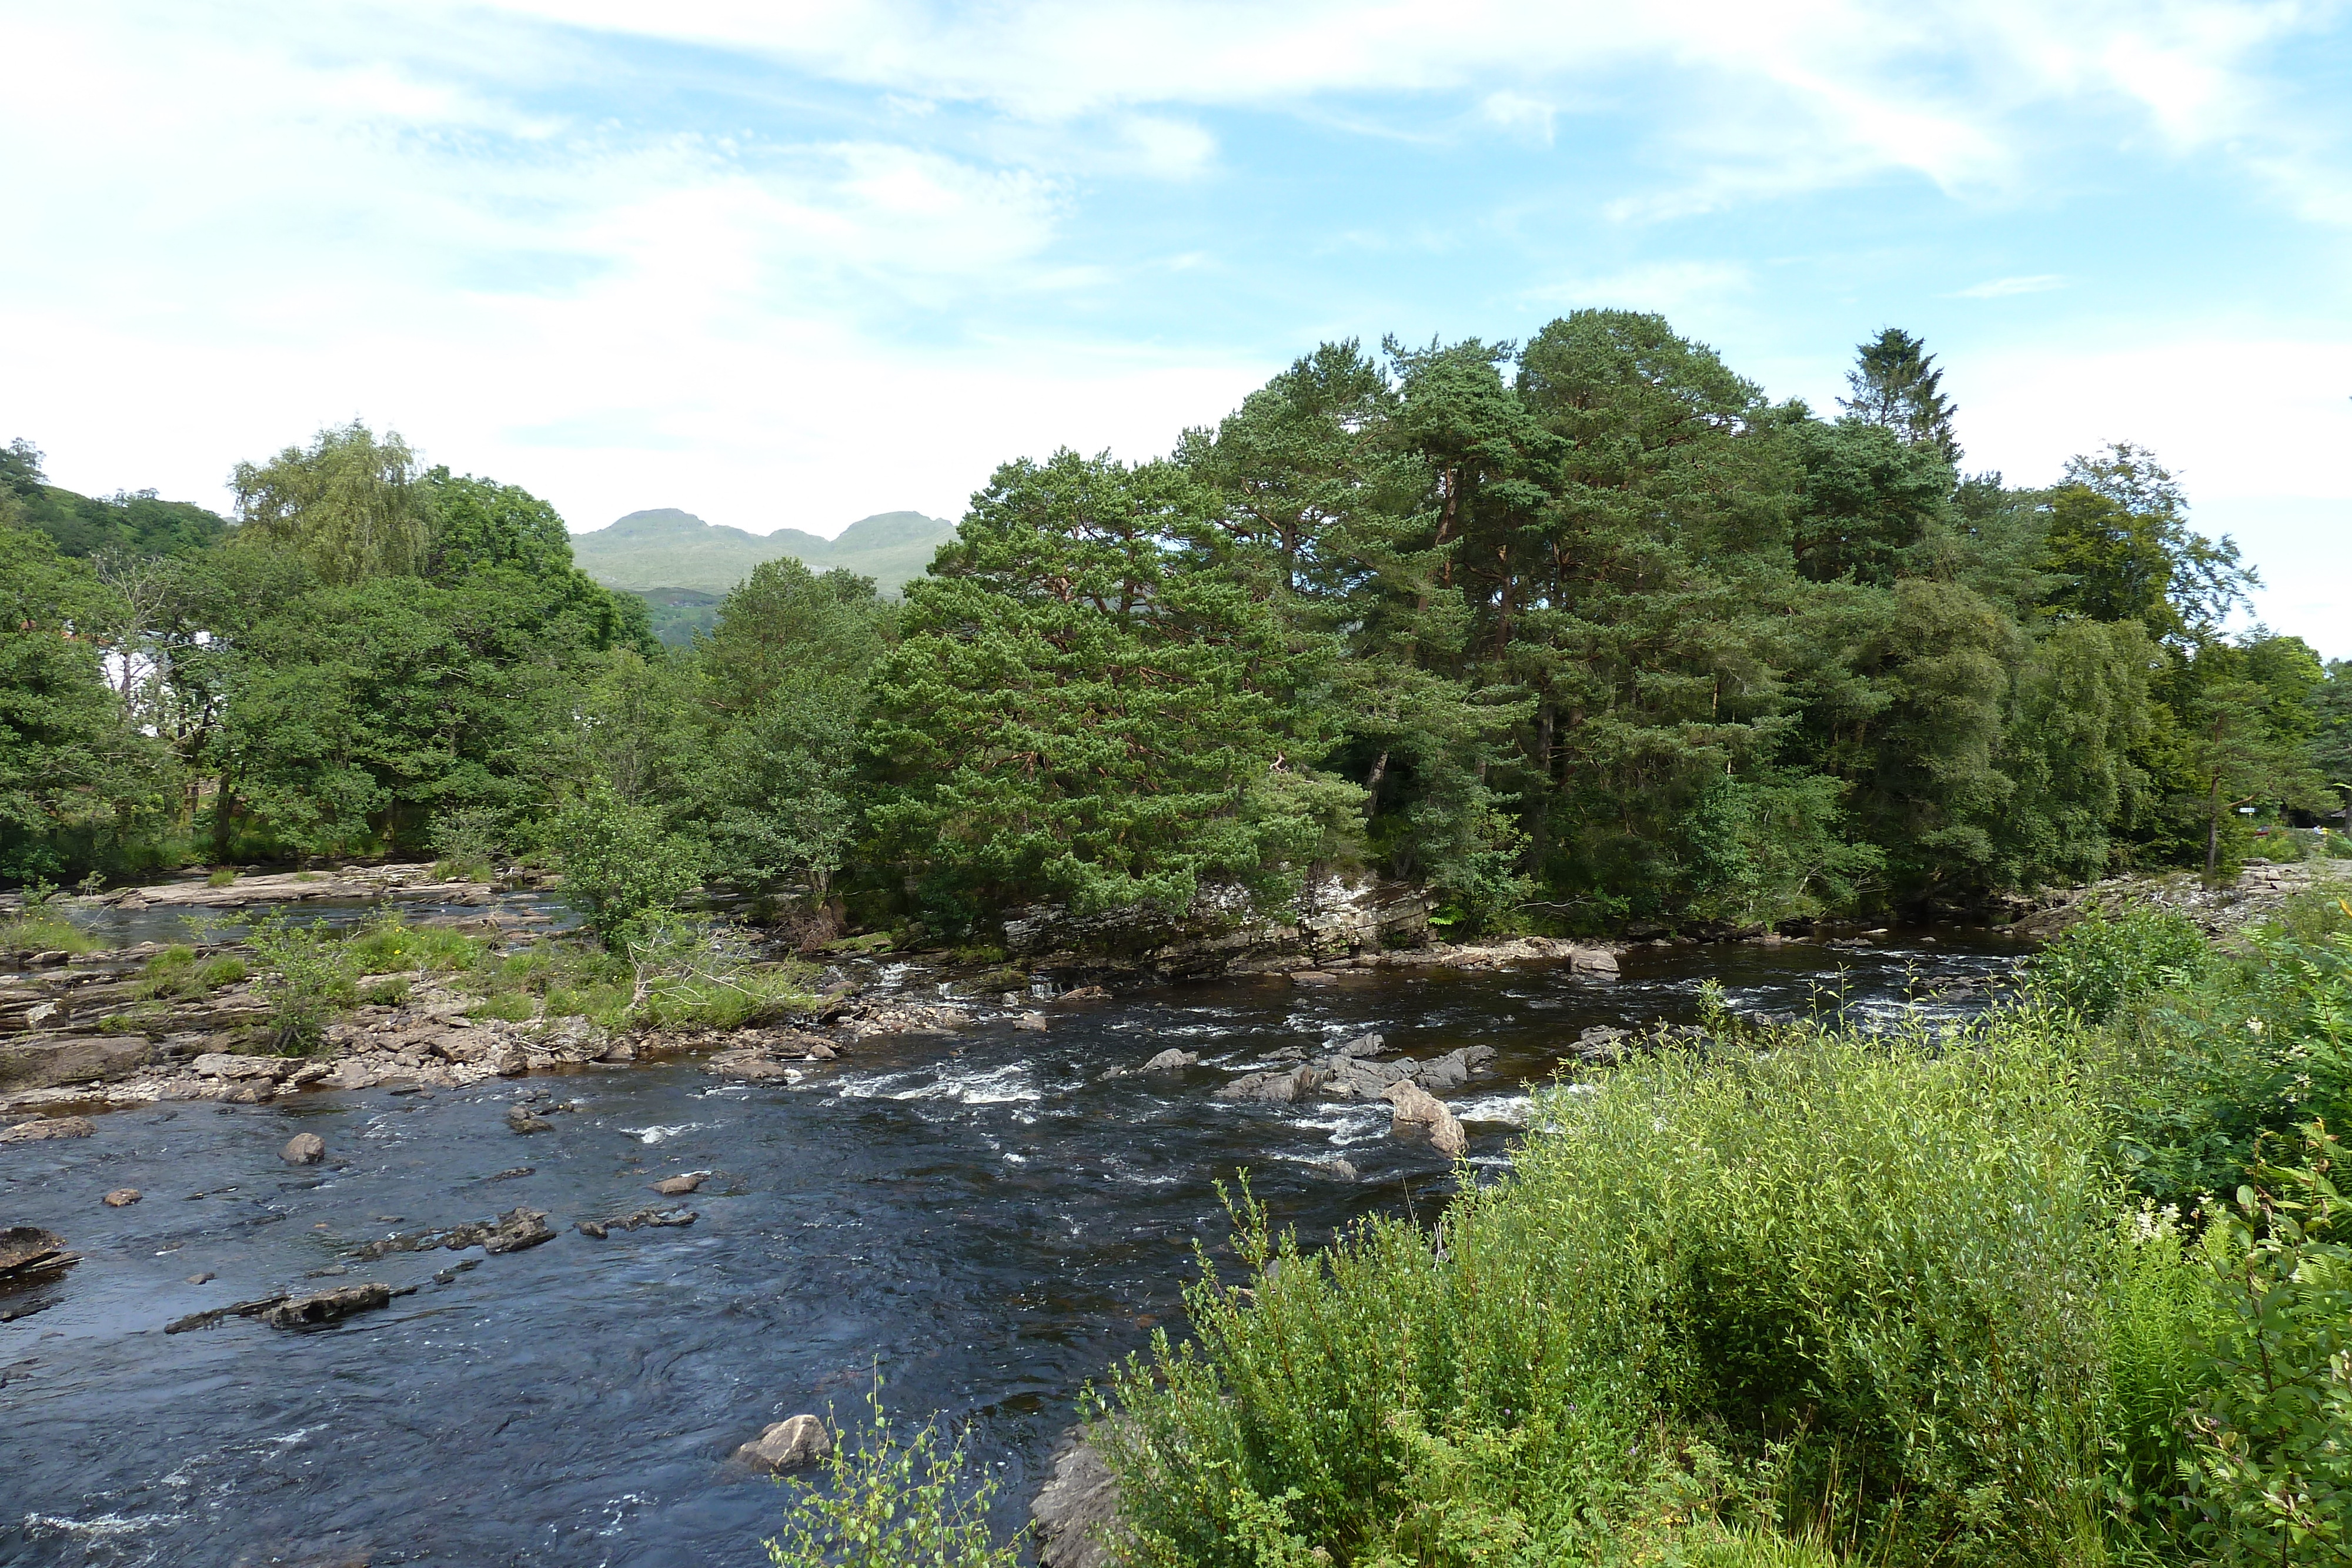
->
left=0, top=935, right=2022, bottom=1566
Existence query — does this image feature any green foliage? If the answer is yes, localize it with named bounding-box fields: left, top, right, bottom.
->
left=232, top=421, right=434, bottom=586
left=0, top=517, right=173, bottom=881
left=1, top=439, right=228, bottom=559
left=427, top=805, right=507, bottom=882
left=0, top=905, right=97, bottom=955
left=2027, top=901, right=2212, bottom=1023
left=868, top=449, right=1361, bottom=927
left=552, top=783, right=702, bottom=949
left=243, top=912, right=355, bottom=1051
left=693, top=559, right=891, bottom=902
left=2174, top=1124, right=2352, bottom=1564
left=622, top=914, right=816, bottom=1028
left=763, top=1388, right=1023, bottom=1568
left=135, top=944, right=248, bottom=999
left=1100, top=1018, right=2140, bottom=1567
left=343, top=912, right=483, bottom=976
left=2109, top=897, right=2352, bottom=1208
left=1839, top=326, right=1962, bottom=466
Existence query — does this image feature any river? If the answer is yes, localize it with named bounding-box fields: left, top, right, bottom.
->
left=0, top=931, right=2022, bottom=1566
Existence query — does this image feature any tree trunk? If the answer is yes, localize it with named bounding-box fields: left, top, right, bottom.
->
left=1365, top=750, right=1389, bottom=809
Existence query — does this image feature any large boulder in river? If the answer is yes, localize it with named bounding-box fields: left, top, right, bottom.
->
left=736, top=1413, right=831, bottom=1472
left=1382, top=1081, right=1466, bottom=1158
left=1031, top=1432, right=1123, bottom=1568
left=282, top=1132, right=325, bottom=1165
left=1214, top=1062, right=1329, bottom=1104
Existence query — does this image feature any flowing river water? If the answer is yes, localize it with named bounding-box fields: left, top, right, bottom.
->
left=1, top=927, right=2024, bottom=1567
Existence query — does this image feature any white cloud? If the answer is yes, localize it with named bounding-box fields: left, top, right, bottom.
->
left=1953, top=274, right=2067, bottom=298
left=471, top=0, right=2333, bottom=208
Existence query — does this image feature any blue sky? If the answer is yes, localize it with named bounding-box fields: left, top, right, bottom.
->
left=4, top=0, right=2348, bottom=652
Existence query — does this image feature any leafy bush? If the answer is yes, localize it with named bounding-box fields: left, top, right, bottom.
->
left=1097, top=1016, right=2155, bottom=1567
left=206, top=867, right=238, bottom=888
left=427, top=804, right=507, bottom=882
left=763, top=1387, right=1022, bottom=1568
left=2109, top=898, right=2352, bottom=1206
left=551, top=782, right=701, bottom=950
left=243, top=912, right=356, bottom=1051
left=2174, top=1123, right=2352, bottom=1563
left=0, top=880, right=96, bottom=954
left=2027, top=900, right=2211, bottom=1022
left=625, top=915, right=815, bottom=1029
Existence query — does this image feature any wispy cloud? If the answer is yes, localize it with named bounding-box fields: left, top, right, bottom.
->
left=1953, top=274, right=2067, bottom=298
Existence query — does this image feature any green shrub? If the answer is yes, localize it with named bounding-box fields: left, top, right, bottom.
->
left=552, top=783, right=702, bottom=950
left=360, top=975, right=410, bottom=1007
left=2174, top=1123, right=2352, bottom=1564
left=2027, top=901, right=2211, bottom=1022
left=626, top=915, right=816, bottom=1029
left=469, top=988, right=534, bottom=1022
left=763, top=1387, right=1022, bottom=1568
left=206, top=867, right=238, bottom=888
left=244, top=912, right=356, bottom=1051
left=427, top=805, right=507, bottom=883
left=2109, top=900, right=2352, bottom=1206
left=1097, top=1015, right=2165, bottom=1568
left=0, top=882, right=96, bottom=954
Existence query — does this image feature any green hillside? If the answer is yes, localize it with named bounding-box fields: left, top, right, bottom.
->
left=570, top=507, right=954, bottom=598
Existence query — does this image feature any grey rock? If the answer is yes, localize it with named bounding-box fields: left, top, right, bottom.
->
left=505, top=1106, right=553, bottom=1134
left=1213, top=1062, right=1328, bottom=1104
left=102, top=1188, right=142, bottom=1207
left=0, top=1034, right=152, bottom=1091
left=1140, top=1048, right=1197, bottom=1071
left=263, top=1282, right=394, bottom=1329
left=1, top=1115, right=96, bottom=1144
left=192, top=1051, right=283, bottom=1081
left=1382, top=1081, right=1466, bottom=1158
left=1032, top=1433, right=1122, bottom=1568
left=1014, top=1012, right=1050, bottom=1032
left=650, top=1172, right=704, bottom=1196
left=0, top=1225, right=76, bottom=1282
left=737, top=1413, right=831, bottom=1472
left=282, top=1132, right=326, bottom=1165
left=1331, top=1031, right=1387, bottom=1058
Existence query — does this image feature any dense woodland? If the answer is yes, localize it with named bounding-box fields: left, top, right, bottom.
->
left=5, top=315, right=2347, bottom=937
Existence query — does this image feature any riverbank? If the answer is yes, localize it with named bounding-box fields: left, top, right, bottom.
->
left=1, top=864, right=1631, bottom=1126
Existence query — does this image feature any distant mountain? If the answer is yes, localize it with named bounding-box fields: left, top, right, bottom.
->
left=571, top=507, right=956, bottom=599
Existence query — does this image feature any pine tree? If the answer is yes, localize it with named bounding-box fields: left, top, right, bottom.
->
left=1840, top=328, right=1962, bottom=466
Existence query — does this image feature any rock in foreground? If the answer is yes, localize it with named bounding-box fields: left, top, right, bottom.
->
left=282, top=1132, right=325, bottom=1165
left=736, top=1413, right=831, bottom=1472
left=1031, top=1433, right=1121, bottom=1568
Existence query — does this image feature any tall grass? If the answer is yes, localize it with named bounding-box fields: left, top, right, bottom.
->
left=1091, top=1014, right=2217, bottom=1567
